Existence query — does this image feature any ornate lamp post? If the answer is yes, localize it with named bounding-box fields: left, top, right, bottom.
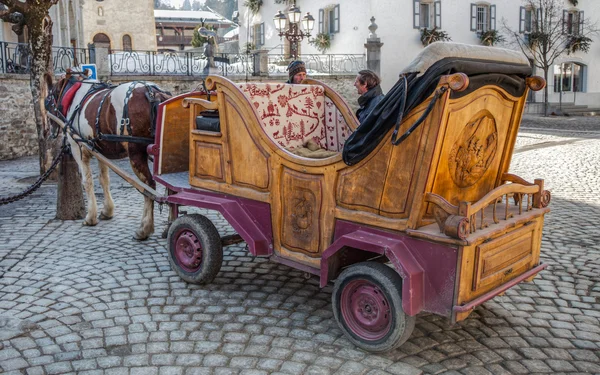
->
left=273, top=2, right=315, bottom=59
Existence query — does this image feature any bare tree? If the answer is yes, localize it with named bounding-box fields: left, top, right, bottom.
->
left=1, top=1, right=85, bottom=219
left=504, top=0, right=596, bottom=115
left=0, top=0, right=58, bottom=174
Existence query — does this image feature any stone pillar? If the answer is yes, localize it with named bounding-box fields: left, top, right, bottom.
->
left=93, top=42, right=110, bottom=78
left=252, top=49, right=268, bottom=76
left=364, top=17, right=383, bottom=76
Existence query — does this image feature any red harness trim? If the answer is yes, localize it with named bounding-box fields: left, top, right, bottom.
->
left=60, top=81, right=83, bottom=116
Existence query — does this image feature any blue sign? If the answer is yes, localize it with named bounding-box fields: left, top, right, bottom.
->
left=80, top=64, right=97, bottom=80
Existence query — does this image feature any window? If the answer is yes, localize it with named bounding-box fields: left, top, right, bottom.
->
left=122, top=35, right=132, bottom=51
left=318, top=5, right=340, bottom=34
left=519, top=6, right=535, bottom=33
left=98, top=6, right=104, bottom=16
left=563, top=10, right=584, bottom=35
left=250, top=23, right=264, bottom=47
left=470, top=3, right=496, bottom=32
left=413, top=0, right=441, bottom=29
left=554, top=62, right=584, bottom=92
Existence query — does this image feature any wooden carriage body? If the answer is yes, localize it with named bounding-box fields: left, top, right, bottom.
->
left=152, top=52, right=549, bottom=324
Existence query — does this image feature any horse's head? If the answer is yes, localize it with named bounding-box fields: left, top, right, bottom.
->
left=45, top=70, right=85, bottom=133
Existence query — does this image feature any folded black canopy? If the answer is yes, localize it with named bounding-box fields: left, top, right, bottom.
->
left=342, top=57, right=532, bottom=166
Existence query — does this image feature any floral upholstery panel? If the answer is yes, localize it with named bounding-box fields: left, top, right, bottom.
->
left=238, top=83, right=327, bottom=150
left=323, top=96, right=353, bottom=152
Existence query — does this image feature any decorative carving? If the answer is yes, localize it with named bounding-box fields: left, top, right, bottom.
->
left=449, top=113, right=498, bottom=188
left=540, top=190, right=551, bottom=208
left=291, top=188, right=315, bottom=235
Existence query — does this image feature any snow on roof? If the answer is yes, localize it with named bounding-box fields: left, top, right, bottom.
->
left=224, top=27, right=239, bottom=39
left=154, top=9, right=234, bottom=25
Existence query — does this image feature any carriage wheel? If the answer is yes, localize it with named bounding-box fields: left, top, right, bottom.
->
left=332, top=262, right=415, bottom=352
left=167, top=214, right=223, bottom=284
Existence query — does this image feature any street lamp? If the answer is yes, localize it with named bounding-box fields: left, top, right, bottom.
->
left=273, top=2, right=314, bottom=59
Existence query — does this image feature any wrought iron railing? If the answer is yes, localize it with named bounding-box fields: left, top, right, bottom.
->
left=109, top=49, right=365, bottom=77
left=0, top=41, right=90, bottom=74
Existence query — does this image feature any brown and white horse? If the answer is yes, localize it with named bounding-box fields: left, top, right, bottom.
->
left=46, top=72, right=171, bottom=240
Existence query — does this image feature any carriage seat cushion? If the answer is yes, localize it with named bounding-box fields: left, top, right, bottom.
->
left=238, top=82, right=329, bottom=150
left=195, top=110, right=220, bottom=132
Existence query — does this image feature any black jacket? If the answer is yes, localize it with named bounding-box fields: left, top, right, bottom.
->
left=356, top=85, right=384, bottom=123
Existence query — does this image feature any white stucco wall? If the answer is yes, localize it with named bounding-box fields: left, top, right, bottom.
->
left=242, top=0, right=600, bottom=105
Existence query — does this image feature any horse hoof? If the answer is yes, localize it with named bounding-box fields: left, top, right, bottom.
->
left=99, top=212, right=113, bottom=220
left=83, top=219, right=98, bottom=226
left=134, top=231, right=150, bottom=241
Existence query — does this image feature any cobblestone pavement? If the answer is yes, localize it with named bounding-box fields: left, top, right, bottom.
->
left=0, top=117, right=599, bottom=375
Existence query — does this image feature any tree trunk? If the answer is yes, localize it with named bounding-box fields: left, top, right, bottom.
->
left=28, top=14, right=54, bottom=175
left=56, top=152, right=85, bottom=220
left=543, top=67, right=549, bottom=116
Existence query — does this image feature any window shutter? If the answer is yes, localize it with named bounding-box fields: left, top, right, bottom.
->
left=434, top=1, right=442, bottom=29
left=562, top=9, right=568, bottom=34
left=249, top=25, right=254, bottom=45
left=519, top=7, right=525, bottom=33
left=470, top=4, right=477, bottom=31
left=318, top=9, right=324, bottom=33
left=333, top=5, right=340, bottom=33
left=259, top=23, right=264, bottom=46
left=413, top=0, right=420, bottom=29
left=579, top=11, right=584, bottom=34
left=490, top=5, right=496, bottom=30
left=536, top=8, right=542, bottom=32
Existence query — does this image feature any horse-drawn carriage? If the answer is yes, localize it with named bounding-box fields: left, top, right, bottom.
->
left=45, top=42, right=550, bottom=352
left=149, top=43, right=550, bottom=352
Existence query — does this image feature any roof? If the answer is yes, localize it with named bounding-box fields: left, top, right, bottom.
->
left=154, top=9, right=234, bottom=25
left=224, top=27, right=239, bottom=39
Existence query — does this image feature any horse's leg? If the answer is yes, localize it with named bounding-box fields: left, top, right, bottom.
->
left=129, top=144, right=154, bottom=241
left=98, top=160, right=114, bottom=220
left=70, top=139, right=98, bottom=226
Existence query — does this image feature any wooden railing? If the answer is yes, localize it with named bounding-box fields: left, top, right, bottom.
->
left=424, top=173, right=551, bottom=240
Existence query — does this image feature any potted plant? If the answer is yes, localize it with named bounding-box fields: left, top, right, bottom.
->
left=479, top=30, right=505, bottom=46
left=420, top=27, right=451, bottom=47
left=566, top=34, right=592, bottom=54
left=310, top=32, right=331, bottom=53
left=244, top=0, right=262, bottom=14
left=568, top=0, right=578, bottom=6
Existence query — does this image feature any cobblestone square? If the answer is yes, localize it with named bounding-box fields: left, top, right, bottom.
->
left=0, top=115, right=599, bottom=374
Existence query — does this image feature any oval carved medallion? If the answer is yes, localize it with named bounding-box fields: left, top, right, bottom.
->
left=448, top=113, right=498, bottom=188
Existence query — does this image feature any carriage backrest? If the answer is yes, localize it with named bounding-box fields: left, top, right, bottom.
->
left=236, top=82, right=351, bottom=152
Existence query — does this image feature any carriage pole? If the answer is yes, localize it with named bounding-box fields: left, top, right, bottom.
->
left=47, top=113, right=164, bottom=203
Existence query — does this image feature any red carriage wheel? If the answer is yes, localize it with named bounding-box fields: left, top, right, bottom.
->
left=167, top=214, right=223, bottom=284
left=332, top=262, right=415, bottom=352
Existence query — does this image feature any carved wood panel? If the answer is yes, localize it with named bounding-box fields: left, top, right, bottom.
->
left=225, top=98, right=270, bottom=190
left=194, top=142, right=225, bottom=182
left=280, top=168, right=323, bottom=255
left=430, top=91, right=515, bottom=206
left=336, top=142, right=392, bottom=215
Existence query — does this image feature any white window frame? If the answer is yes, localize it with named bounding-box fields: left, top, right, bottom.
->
left=318, top=5, right=340, bottom=35
left=414, top=0, right=442, bottom=29
left=470, top=3, right=495, bottom=32
left=563, top=9, right=584, bottom=35
left=251, top=23, right=264, bottom=47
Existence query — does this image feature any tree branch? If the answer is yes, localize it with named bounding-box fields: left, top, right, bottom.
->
left=0, top=0, right=26, bottom=14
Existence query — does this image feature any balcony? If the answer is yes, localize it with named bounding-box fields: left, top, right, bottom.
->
left=157, top=35, right=193, bottom=47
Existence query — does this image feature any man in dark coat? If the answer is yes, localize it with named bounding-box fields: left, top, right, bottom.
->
left=354, top=69, right=384, bottom=123
left=286, top=60, right=307, bottom=84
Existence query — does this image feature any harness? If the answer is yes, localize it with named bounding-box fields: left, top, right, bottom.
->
left=47, top=79, right=171, bottom=148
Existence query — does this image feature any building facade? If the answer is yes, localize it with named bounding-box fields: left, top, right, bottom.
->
left=155, top=9, right=236, bottom=51
left=1, top=0, right=84, bottom=47
left=240, top=0, right=600, bottom=106
left=82, top=0, right=157, bottom=52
